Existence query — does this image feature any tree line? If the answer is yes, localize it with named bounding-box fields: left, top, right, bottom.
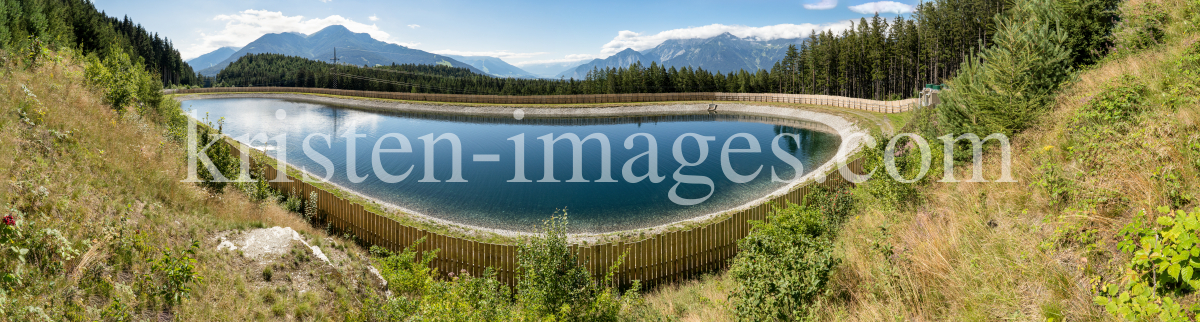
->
left=0, top=0, right=201, bottom=86
left=214, top=52, right=795, bottom=95
left=771, top=0, right=1114, bottom=100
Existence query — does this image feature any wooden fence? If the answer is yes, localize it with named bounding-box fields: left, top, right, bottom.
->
left=229, top=140, right=863, bottom=288
left=166, top=87, right=916, bottom=114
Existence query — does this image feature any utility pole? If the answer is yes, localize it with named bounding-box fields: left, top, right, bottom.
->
left=330, top=47, right=339, bottom=89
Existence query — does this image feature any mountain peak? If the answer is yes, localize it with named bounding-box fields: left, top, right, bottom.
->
left=615, top=48, right=641, bottom=55
left=311, top=25, right=353, bottom=36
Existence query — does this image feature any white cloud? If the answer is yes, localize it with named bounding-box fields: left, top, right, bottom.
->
left=368, top=15, right=378, bottom=21
left=803, top=0, right=838, bottom=10
left=848, top=1, right=915, bottom=14
left=429, top=50, right=548, bottom=59
left=512, top=54, right=601, bottom=66
left=181, top=9, right=403, bottom=59
left=599, top=22, right=853, bottom=56
left=407, top=24, right=421, bottom=29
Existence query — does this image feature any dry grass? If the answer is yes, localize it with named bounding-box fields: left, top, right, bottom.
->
left=641, top=273, right=735, bottom=321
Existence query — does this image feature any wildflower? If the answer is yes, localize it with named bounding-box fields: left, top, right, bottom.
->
left=1043, top=145, right=1055, bottom=152
left=3, top=215, right=14, bottom=226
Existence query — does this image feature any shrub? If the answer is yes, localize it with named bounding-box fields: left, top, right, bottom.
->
left=857, top=133, right=938, bottom=210
left=193, top=118, right=240, bottom=192
left=1095, top=207, right=1200, bottom=320
left=1073, top=75, right=1146, bottom=126
left=516, top=213, right=640, bottom=321
left=729, top=186, right=851, bottom=321
left=367, top=214, right=642, bottom=321
left=1112, top=2, right=1169, bottom=53
left=305, top=191, right=319, bottom=222
left=0, top=210, right=30, bottom=289
left=371, top=239, right=437, bottom=298
left=82, top=47, right=161, bottom=112
left=142, top=241, right=202, bottom=306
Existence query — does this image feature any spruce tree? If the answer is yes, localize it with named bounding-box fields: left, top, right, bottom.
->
left=938, top=0, right=1072, bottom=135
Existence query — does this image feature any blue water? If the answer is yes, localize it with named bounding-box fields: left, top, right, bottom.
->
left=184, top=98, right=840, bottom=233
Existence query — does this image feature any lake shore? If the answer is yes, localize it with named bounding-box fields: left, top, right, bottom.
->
left=174, top=93, right=870, bottom=243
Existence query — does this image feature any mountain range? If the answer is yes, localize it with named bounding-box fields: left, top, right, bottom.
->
left=193, top=25, right=483, bottom=76
left=186, top=46, right=239, bottom=70
left=443, top=55, right=540, bottom=78
left=555, top=33, right=806, bottom=79
left=190, top=26, right=807, bottom=80
left=514, top=60, right=591, bottom=79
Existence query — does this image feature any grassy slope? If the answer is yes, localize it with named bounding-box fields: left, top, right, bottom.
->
left=1, top=52, right=383, bottom=319
left=644, top=0, right=1200, bottom=320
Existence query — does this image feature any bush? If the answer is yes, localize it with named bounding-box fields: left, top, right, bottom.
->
left=193, top=118, right=240, bottom=192
left=0, top=210, right=30, bottom=289
left=262, top=266, right=273, bottom=282
left=1112, top=2, right=1169, bottom=53
left=729, top=186, right=852, bottom=321
left=82, top=47, right=158, bottom=112
left=141, top=241, right=202, bottom=306
left=367, top=213, right=642, bottom=321
left=1094, top=207, right=1200, bottom=320
left=516, top=213, right=640, bottom=321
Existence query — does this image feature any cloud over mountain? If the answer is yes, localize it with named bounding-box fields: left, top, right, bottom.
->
left=599, top=22, right=853, bottom=57
left=182, top=10, right=400, bottom=59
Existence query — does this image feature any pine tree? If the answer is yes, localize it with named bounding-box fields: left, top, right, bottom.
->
left=939, top=0, right=1072, bottom=135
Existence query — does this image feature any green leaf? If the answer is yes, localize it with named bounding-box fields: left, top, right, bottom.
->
left=1157, top=216, right=1175, bottom=226
left=1168, top=263, right=1181, bottom=279
left=1173, top=253, right=1189, bottom=264
left=1182, top=266, right=1194, bottom=282
left=1158, top=206, right=1171, bottom=214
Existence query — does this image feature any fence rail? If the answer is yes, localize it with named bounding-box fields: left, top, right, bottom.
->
left=167, top=87, right=915, bottom=114
left=230, top=141, right=863, bottom=288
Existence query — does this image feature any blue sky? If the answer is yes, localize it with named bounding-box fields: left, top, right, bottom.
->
left=93, top=0, right=915, bottom=66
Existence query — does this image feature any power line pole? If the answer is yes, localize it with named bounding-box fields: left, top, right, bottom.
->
left=330, top=47, right=339, bottom=89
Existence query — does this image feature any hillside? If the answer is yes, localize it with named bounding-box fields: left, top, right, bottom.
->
left=0, top=48, right=392, bottom=319
left=195, top=25, right=483, bottom=76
